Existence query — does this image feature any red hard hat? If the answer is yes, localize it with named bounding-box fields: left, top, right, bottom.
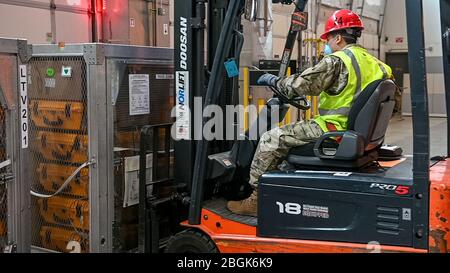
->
left=320, top=9, right=364, bottom=40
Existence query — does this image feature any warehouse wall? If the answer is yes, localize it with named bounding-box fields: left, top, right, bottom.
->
left=380, top=0, right=407, bottom=58
left=101, top=0, right=171, bottom=46
left=240, top=0, right=276, bottom=124
left=0, top=0, right=173, bottom=47
left=127, top=0, right=171, bottom=47
left=101, top=0, right=130, bottom=44
left=316, top=3, right=382, bottom=58
left=0, top=0, right=91, bottom=43
left=381, top=0, right=446, bottom=116
left=241, top=0, right=274, bottom=67
left=0, top=3, right=51, bottom=43
left=270, top=1, right=384, bottom=63
left=169, top=0, right=174, bottom=48
left=129, top=0, right=149, bottom=45
left=422, top=0, right=446, bottom=116
left=55, top=10, right=91, bottom=43
left=272, top=3, right=296, bottom=61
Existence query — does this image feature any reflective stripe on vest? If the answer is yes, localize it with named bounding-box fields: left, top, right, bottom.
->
left=378, top=62, right=388, bottom=79
left=318, top=49, right=361, bottom=117
left=319, top=107, right=351, bottom=116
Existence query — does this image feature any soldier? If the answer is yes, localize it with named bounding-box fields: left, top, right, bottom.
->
left=394, top=85, right=404, bottom=119
left=228, top=9, right=394, bottom=216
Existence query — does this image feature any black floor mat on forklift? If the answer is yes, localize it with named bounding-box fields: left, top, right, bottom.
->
left=203, top=198, right=258, bottom=227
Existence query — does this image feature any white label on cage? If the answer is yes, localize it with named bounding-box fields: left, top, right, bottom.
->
left=156, top=74, right=174, bottom=80
left=175, top=71, right=190, bottom=140
left=44, top=78, right=56, bottom=88
left=123, top=154, right=153, bottom=208
left=61, top=66, right=72, bottom=77
left=130, top=18, right=135, bottom=28
left=129, top=74, right=150, bottom=116
left=19, top=65, right=29, bottom=149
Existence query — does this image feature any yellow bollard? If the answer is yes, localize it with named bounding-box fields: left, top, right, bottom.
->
left=313, top=96, right=319, bottom=118
left=258, top=98, right=266, bottom=113
left=305, top=96, right=312, bottom=120
left=243, top=67, right=250, bottom=131
left=284, top=67, right=292, bottom=125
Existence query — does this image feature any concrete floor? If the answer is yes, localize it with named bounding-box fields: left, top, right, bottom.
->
left=385, top=116, right=447, bottom=157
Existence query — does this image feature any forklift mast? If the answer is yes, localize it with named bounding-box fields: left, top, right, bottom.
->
left=405, top=0, right=430, bottom=249
left=173, top=0, right=201, bottom=193
left=174, top=0, right=309, bottom=225
left=188, top=0, right=248, bottom=225
left=173, top=0, right=243, bottom=194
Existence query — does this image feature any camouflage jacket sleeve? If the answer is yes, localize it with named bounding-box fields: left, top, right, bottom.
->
left=276, top=55, right=348, bottom=99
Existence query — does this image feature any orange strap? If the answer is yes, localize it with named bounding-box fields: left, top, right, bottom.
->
left=326, top=122, right=342, bottom=143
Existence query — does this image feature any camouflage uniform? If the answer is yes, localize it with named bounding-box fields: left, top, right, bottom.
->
left=248, top=44, right=356, bottom=188
left=249, top=120, right=324, bottom=187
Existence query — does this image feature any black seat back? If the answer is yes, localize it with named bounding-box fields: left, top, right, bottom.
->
left=288, top=79, right=397, bottom=168
left=347, top=79, right=396, bottom=151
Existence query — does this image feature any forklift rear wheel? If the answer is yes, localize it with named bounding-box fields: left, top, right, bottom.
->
left=165, top=229, right=218, bottom=253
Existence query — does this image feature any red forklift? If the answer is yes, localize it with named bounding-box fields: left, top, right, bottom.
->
left=138, top=0, right=450, bottom=253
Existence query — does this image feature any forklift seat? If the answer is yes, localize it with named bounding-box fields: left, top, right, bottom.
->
left=287, top=79, right=396, bottom=169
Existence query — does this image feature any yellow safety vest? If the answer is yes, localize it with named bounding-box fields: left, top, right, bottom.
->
left=315, top=45, right=393, bottom=132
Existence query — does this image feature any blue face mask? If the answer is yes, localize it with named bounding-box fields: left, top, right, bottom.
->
left=324, top=44, right=333, bottom=55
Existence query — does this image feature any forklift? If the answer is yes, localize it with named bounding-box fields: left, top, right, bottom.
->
left=138, top=0, right=450, bottom=253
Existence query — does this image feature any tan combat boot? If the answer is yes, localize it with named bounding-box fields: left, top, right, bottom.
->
left=227, top=190, right=257, bottom=217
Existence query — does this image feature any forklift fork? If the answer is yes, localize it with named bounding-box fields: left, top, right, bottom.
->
left=138, top=124, right=174, bottom=253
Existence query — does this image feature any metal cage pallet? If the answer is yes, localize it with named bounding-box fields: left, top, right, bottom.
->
left=26, top=43, right=174, bottom=253
left=0, top=37, right=30, bottom=253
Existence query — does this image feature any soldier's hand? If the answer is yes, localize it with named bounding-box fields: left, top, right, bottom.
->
left=257, top=73, right=279, bottom=88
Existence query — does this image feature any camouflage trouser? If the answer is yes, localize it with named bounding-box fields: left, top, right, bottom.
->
left=249, top=120, right=324, bottom=188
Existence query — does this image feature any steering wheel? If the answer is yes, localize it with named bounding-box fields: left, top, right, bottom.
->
left=270, top=86, right=311, bottom=110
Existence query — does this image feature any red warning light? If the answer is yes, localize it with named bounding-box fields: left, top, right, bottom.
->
left=96, top=0, right=106, bottom=13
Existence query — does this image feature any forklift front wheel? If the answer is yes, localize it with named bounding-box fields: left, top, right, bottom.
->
left=165, top=229, right=219, bottom=253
